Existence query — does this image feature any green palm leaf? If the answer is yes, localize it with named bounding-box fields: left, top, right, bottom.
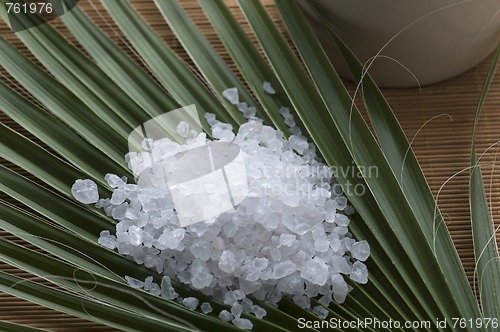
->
left=0, top=0, right=498, bottom=331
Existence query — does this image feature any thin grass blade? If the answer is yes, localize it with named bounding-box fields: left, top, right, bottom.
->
left=470, top=45, right=500, bottom=324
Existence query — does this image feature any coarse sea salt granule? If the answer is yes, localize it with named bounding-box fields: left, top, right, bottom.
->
left=71, top=179, right=99, bottom=204
left=73, top=87, right=371, bottom=328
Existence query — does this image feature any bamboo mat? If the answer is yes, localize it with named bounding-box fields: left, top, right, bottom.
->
left=1, top=0, right=499, bottom=330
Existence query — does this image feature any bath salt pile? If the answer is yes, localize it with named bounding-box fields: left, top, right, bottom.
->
left=72, top=86, right=370, bottom=329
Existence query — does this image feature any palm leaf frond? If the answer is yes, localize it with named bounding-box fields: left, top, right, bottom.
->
left=0, top=0, right=498, bottom=331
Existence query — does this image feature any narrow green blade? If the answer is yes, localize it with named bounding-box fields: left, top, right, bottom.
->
left=303, top=0, right=481, bottom=323
left=470, top=45, right=500, bottom=325
left=99, top=0, right=237, bottom=127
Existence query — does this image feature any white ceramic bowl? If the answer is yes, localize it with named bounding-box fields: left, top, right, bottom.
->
left=298, top=0, right=500, bottom=87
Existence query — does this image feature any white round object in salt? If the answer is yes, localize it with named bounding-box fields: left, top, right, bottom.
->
left=252, top=257, right=269, bottom=271
left=350, top=240, right=370, bottom=261
left=233, top=289, right=246, bottom=301
left=176, top=121, right=190, bottom=138
left=300, top=257, right=329, bottom=286
left=331, top=274, right=349, bottom=303
left=231, top=302, right=243, bottom=318
left=251, top=305, right=267, bottom=319
left=288, top=135, right=309, bottom=155
left=262, top=81, right=276, bottom=95
left=144, top=276, right=153, bottom=290
left=125, top=276, right=144, bottom=289
left=128, top=225, right=143, bottom=246
left=98, top=230, right=117, bottom=250
left=201, top=302, right=213, bottom=314
left=312, top=305, right=329, bottom=320
left=330, top=255, right=351, bottom=274
left=292, top=294, right=311, bottom=309
left=218, top=310, right=233, bottom=322
left=334, top=196, right=348, bottom=210
left=272, top=260, right=296, bottom=279
left=149, top=283, right=161, bottom=296
left=222, top=87, right=239, bottom=105
left=71, top=179, right=99, bottom=204
left=350, top=261, right=368, bottom=284
left=219, top=250, right=237, bottom=274
left=335, top=214, right=350, bottom=227
left=280, top=233, right=296, bottom=246
left=105, top=173, right=126, bottom=188
left=232, top=317, right=253, bottom=330
left=182, top=297, right=199, bottom=310
left=190, top=259, right=213, bottom=289
left=246, top=107, right=257, bottom=118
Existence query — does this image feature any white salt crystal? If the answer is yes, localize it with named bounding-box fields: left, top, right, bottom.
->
left=282, top=192, right=300, bottom=207
left=270, top=248, right=282, bottom=262
left=144, top=276, right=153, bottom=290
left=237, top=102, right=248, bottom=112
left=232, top=317, right=253, bottom=330
left=350, top=240, right=370, bottom=261
left=95, top=198, right=110, bottom=209
left=280, top=233, right=296, bottom=246
left=329, top=237, right=341, bottom=252
left=128, top=225, right=142, bottom=246
left=290, top=125, right=302, bottom=135
left=335, top=214, right=350, bottom=227
left=222, top=87, right=239, bottom=105
left=331, top=274, right=349, bottom=303
left=252, top=257, right=269, bottom=271
left=233, top=289, right=246, bottom=300
left=125, top=276, right=144, bottom=289
left=263, top=81, right=276, bottom=95
left=231, top=303, right=243, bottom=317
left=318, top=293, right=332, bottom=307
left=182, top=297, right=199, bottom=310
left=284, top=115, right=295, bottom=128
left=176, top=121, right=190, bottom=138
left=335, top=196, right=348, bottom=210
left=218, top=310, right=233, bottom=322
left=342, top=238, right=355, bottom=252
left=158, top=229, right=185, bottom=250
left=98, top=230, right=117, bottom=250
left=350, top=261, right=368, bottom=284
left=224, top=291, right=237, bottom=305
left=300, top=257, right=328, bottom=286
left=190, top=259, right=213, bottom=289
left=149, top=283, right=161, bottom=296
left=314, top=239, right=330, bottom=253
left=201, top=302, right=212, bottom=314
left=273, top=260, right=296, bottom=279
left=331, top=255, right=351, bottom=274
left=71, top=179, right=99, bottom=204
left=313, top=305, right=329, bottom=320
left=110, top=189, right=126, bottom=205
left=292, top=294, right=310, bottom=309
left=162, top=285, right=178, bottom=300
left=105, top=173, right=126, bottom=188
left=243, top=107, right=257, bottom=118
left=288, top=135, right=309, bottom=155
left=279, top=107, right=290, bottom=117
left=111, top=203, right=128, bottom=219
left=219, top=250, right=237, bottom=274
left=344, top=205, right=355, bottom=215
left=204, top=113, right=217, bottom=126
left=212, top=237, right=225, bottom=250
left=251, top=305, right=267, bottom=319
